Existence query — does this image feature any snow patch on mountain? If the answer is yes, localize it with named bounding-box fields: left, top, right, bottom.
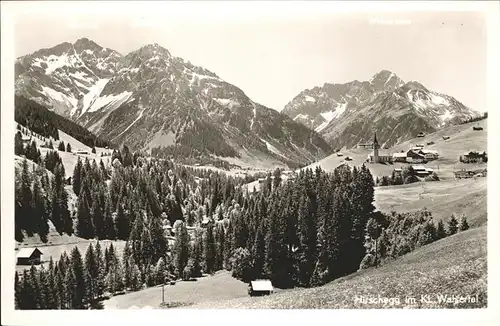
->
left=88, top=90, right=133, bottom=113
left=41, top=86, right=77, bottom=107
left=75, top=78, right=110, bottom=116
left=429, top=93, right=450, bottom=106
left=260, top=138, right=289, bottom=160
left=305, top=95, right=316, bottom=102
left=213, top=98, right=239, bottom=109
left=44, top=54, right=71, bottom=74
left=250, top=102, right=257, bottom=129
left=315, top=121, right=330, bottom=133
left=293, top=113, right=310, bottom=121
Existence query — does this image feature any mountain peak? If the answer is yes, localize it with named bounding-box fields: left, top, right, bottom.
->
left=403, top=80, right=429, bottom=91
left=73, top=37, right=103, bottom=53
left=369, top=69, right=404, bottom=92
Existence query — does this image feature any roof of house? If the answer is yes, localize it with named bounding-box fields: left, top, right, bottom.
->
left=393, top=153, right=407, bottom=158
left=420, top=149, right=439, bottom=155
left=369, top=150, right=391, bottom=157
left=250, top=280, right=273, bottom=291
left=412, top=165, right=427, bottom=171
left=394, top=168, right=402, bottom=172
left=16, top=247, right=42, bottom=258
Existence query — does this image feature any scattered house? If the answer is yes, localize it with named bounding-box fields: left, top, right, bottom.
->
left=442, top=136, right=450, bottom=140
left=357, top=142, right=373, bottom=149
left=344, top=156, right=352, bottom=161
left=336, top=153, right=343, bottom=157
left=415, top=144, right=425, bottom=148
left=392, top=152, right=408, bottom=163
left=417, top=132, right=426, bottom=138
left=16, top=247, right=43, bottom=265
left=472, top=126, right=483, bottom=131
left=426, top=141, right=435, bottom=146
left=393, top=168, right=403, bottom=175
left=74, top=149, right=89, bottom=155
left=454, top=170, right=475, bottom=179
left=418, top=149, right=439, bottom=160
left=248, top=280, right=274, bottom=297
left=21, top=136, right=31, bottom=144
left=65, top=176, right=72, bottom=185
left=257, top=178, right=266, bottom=184
left=406, top=149, right=427, bottom=163
left=460, top=151, right=487, bottom=163
left=368, top=133, right=392, bottom=163
left=412, top=165, right=433, bottom=177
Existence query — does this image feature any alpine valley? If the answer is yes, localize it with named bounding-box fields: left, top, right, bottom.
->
left=15, top=38, right=331, bottom=169
left=283, top=70, right=481, bottom=150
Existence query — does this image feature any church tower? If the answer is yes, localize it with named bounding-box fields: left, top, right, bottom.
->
left=373, top=133, right=379, bottom=163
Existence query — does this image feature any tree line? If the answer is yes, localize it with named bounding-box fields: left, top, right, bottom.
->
left=360, top=210, right=470, bottom=269
left=15, top=95, right=112, bottom=148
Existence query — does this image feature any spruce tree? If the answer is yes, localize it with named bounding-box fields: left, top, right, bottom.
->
left=204, top=222, right=217, bottom=274
left=63, top=266, right=75, bottom=309
left=73, top=157, right=82, bottom=196
left=32, top=178, right=50, bottom=242
left=447, top=214, right=459, bottom=236
left=16, top=158, right=34, bottom=237
left=84, top=243, right=98, bottom=301
left=91, top=196, right=105, bottom=239
left=29, top=265, right=41, bottom=309
left=58, top=141, right=65, bottom=151
left=94, top=241, right=105, bottom=298
left=70, top=246, right=87, bottom=309
left=459, top=214, right=470, bottom=231
left=173, top=221, right=189, bottom=278
left=47, top=257, right=58, bottom=309
left=436, top=220, right=446, bottom=240
left=76, top=189, right=94, bottom=239
left=15, top=131, right=24, bottom=156
left=20, top=269, right=37, bottom=309
left=14, top=271, right=21, bottom=309
left=66, top=143, right=72, bottom=153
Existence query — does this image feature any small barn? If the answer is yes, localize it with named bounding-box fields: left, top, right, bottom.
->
left=473, top=126, right=483, bottom=131
left=417, top=132, right=426, bottom=138
left=16, top=248, right=43, bottom=265
left=248, top=280, right=274, bottom=297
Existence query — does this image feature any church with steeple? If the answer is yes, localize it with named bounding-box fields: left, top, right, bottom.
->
left=367, top=133, right=392, bottom=163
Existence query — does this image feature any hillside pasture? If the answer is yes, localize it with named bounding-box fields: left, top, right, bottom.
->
left=374, top=177, right=487, bottom=227
left=300, top=119, right=487, bottom=180
left=103, top=270, right=252, bottom=309
left=190, top=226, right=487, bottom=309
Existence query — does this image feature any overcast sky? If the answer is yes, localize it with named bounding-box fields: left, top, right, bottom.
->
left=12, top=2, right=487, bottom=112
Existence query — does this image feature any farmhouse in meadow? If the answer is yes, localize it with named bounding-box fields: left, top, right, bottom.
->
left=412, top=165, right=434, bottom=177
left=16, top=247, right=43, bottom=265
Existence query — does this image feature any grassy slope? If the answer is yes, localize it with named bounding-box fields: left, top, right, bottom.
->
left=190, top=226, right=487, bottom=309
left=303, top=118, right=487, bottom=180
left=374, top=177, right=487, bottom=227
left=103, top=270, right=252, bottom=309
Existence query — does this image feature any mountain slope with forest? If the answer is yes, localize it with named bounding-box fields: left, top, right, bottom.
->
left=15, top=40, right=332, bottom=168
